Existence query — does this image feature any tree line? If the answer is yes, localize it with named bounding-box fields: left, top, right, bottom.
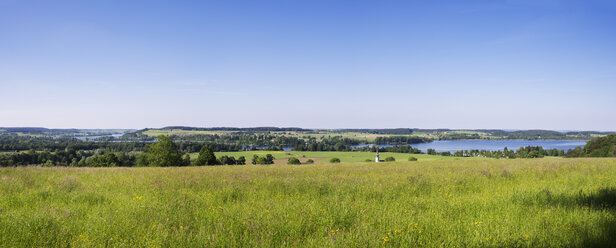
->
left=0, top=136, right=235, bottom=167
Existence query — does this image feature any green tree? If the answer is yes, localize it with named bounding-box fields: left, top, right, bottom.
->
left=136, top=154, right=148, bottom=166
left=582, top=134, right=616, bottom=157
left=195, top=145, right=219, bottom=165
left=182, top=154, right=191, bottom=166
left=144, top=135, right=185, bottom=167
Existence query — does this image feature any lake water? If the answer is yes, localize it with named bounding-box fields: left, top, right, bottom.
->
left=354, top=140, right=587, bottom=153
left=75, top=133, right=124, bottom=140
left=254, top=146, right=294, bottom=151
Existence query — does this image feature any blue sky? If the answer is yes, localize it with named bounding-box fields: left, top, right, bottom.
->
left=1, top=0, right=615, bottom=130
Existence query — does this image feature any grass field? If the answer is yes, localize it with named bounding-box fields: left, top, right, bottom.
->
left=208, top=151, right=475, bottom=164
left=2, top=158, right=616, bottom=247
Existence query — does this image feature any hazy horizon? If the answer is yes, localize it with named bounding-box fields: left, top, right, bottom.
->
left=1, top=125, right=614, bottom=133
left=2, top=1, right=615, bottom=130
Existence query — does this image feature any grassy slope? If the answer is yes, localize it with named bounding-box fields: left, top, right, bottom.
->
left=2, top=158, right=616, bottom=247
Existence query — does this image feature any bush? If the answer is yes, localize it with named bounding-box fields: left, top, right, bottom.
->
left=408, top=156, right=418, bottom=161
left=287, top=157, right=301, bottom=165
left=385, top=157, right=395, bottom=162
left=251, top=154, right=275, bottom=165
left=364, top=159, right=372, bottom=162
left=329, top=157, right=341, bottom=163
left=305, top=159, right=314, bottom=164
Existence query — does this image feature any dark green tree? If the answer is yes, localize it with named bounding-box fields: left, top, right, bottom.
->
left=144, top=135, right=185, bottom=167
left=182, top=154, right=191, bottom=166
left=195, top=145, right=219, bottom=165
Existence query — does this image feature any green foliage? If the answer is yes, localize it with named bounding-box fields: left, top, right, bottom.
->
left=287, top=157, right=301, bottom=165
left=237, top=156, right=246, bottom=165
left=144, top=135, right=186, bottom=166
left=364, top=159, right=372, bottom=162
left=305, top=159, right=314, bottom=164
left=182, top=154, right=191, bottom=166
left=384, top=156, right=395, bottom=162
left=516, top=146, right=546, bottom=158
left=218, top=155, right=234, bottom=165
left=195, top=145, right=218, bottom=165
left=375, top=145, right=422, bottom=154
left=136, top=153, right=148, bottom=166
left=85, top=153, right=126, bottom=167
left=251, top=154, right=275, bottom=165
left=582, top=134, right=616, bottom=157
left=329, top=157, right=340, bottom=163
left=408, top=156, right=418, bottom=161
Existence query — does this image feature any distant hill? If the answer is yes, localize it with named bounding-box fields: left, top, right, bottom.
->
left=0, top=127, right=79, bottom=133
left=337, top=128, right=415, bottom=135
left=0, top=127, right=133, bottom=137
left=158, top=126, right=310, bottom=132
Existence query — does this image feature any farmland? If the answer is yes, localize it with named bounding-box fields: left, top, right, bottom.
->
left=134, top=127, right=611, bottom=142
left=2, top=157, right=616, bottom=247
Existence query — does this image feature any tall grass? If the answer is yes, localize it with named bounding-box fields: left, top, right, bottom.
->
left=1, top=157, right=615, bottom=247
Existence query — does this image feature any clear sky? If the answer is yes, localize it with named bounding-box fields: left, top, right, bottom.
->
left=1, top=0, right=615, bottom=130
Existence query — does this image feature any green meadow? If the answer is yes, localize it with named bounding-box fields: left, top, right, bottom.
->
left=1, top=157, right=616, bottom=247
left=208, top=151, right=472, bottom=164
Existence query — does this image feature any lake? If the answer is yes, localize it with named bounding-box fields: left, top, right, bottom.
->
left=75, top=133, right=124, bottom=140
left=354, top=140, right=587, bottom=153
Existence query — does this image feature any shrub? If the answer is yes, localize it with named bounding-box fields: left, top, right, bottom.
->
left=305, top=159, right=314, bottom=164
left=252, top=154, right=275, bottom=165
left=364, top=159, right=372, bottom=162
left=329, top=157, right=341, bottom=163
left=385, top=157, right=395, bottom=162
left=287, top=157, right=301, bottom=165
left=408, top=156, right=418, bottom=161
